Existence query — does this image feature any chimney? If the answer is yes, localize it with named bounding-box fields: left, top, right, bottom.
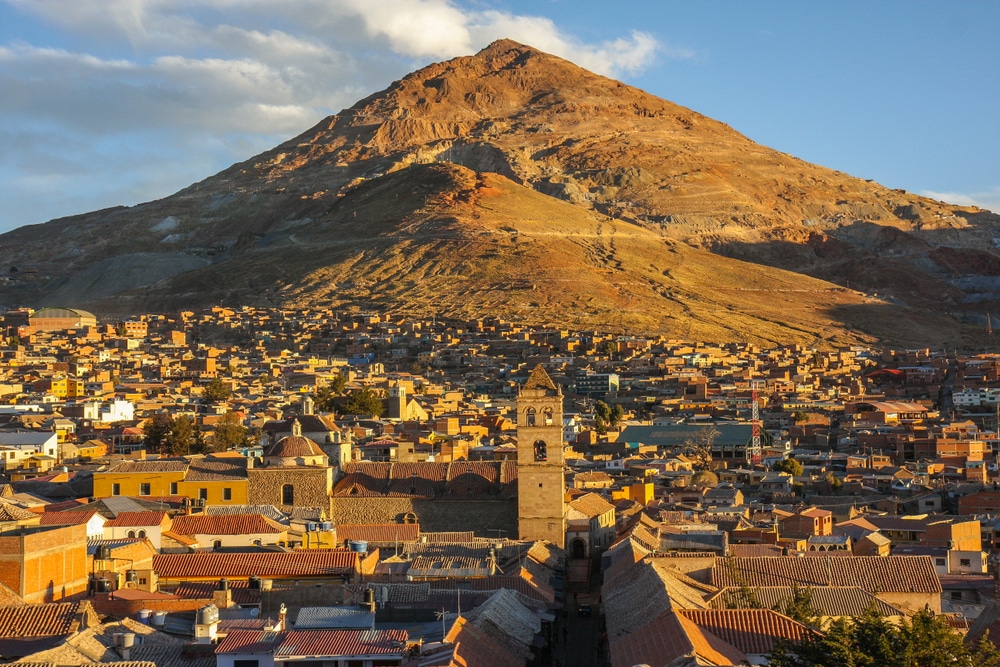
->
left=277, top=603, right=287, bottom=631
left=213, top=578, right=232, bottom=609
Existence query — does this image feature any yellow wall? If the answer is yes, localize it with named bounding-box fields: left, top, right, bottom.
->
left=93, top=470, right=248, bottom=504
left=611, top=481, right=654, bottom=504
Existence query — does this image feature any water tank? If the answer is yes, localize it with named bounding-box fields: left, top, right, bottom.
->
left=248, top=575, right=260, bottom=590
left=321, top=521, right=332, bottom=531
left=307, top=522, right=318, bottom=532
left=364, top=587, right=375, bottom=605
left=125, top=570, right=138, bottom=584
left=218, top=578, right=229, bottom=591
left=97, top=545, right=111, bottom=561
left=152, top=611, right=167, bottom=627
left=197, top=604, right=219, bottom=625
left=260, top=579, right=273, bottom=592
left=112, top=633, right=124, bottom=647
left=137, top=609, right=152, bottom=624
left=121, top=632, right=135, bottom=648
left=95, top=578, right=111, bottom=593
left=348, top=540, right=368, bottom=553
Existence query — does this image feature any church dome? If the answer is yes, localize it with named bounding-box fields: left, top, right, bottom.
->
left=264, top=435, right=325, bottom=459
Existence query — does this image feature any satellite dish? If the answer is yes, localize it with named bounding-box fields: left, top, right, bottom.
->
left=250, top=608, right=260, bottom=617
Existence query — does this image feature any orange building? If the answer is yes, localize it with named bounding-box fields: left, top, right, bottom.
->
left=0, top=524, right=88, bottom=603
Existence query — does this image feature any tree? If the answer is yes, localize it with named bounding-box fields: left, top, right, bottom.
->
left=777, top=584, right=820, bottom=629
left=164, top=415, right=199, bottom=455
left=611, top=404, right=625, bottom=426
left=203, top=378, right=232, bottom=403
left=212, top=411, right=249, bottom=452
left=792, top=410, right=809, bottom=424
left=315, top=375, right=347, bottom=412
left=143, top=418, right=168, bottom=452
left=769, top=606, right=995, bottom=667
left=774, top=457, right=804, bottom=476
left=690, top=470, right=719, bottom=488
left=344, top=387, right=385, bottom=417
left=594, top=401, right=612, bottom=423
left=684, top=425, right=719, bottom=471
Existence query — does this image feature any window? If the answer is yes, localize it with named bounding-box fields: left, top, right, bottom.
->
left=138, top=577, right=147, bottom=585
left=936, top=558, right=946, bottom=566
left=223, top=487, right=232, bottom=501
left=525, top=407, right=536, bottom=426
left=213, top=540, right=222, bottom=549
left=127, top=530, right=136, bottom=538
left=139, top=483, right=150, bottom=496
left=282, top=484, right=294, bottom=505
left=111, top=483, right=120, bottom=496
left=961, top=558, right=971, bottom=567
left=533, top=440, right=547, bottom=461
left=138, top=530, right=146, bottom=539
left=233, top=660, right=259, bottom=667
left=199, top=488, right=208, bottom=501
left=169, top=482, right=178, bottom=495
left=952, top=591, right=963, bottom=600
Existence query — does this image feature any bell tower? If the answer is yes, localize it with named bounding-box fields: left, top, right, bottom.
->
left=517, top=365, right=565, bottom=547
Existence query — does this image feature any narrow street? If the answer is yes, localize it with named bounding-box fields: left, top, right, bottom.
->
left=553, top=557, right=607, bottom=667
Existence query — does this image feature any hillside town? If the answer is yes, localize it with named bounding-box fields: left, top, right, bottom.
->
left=3, top=305, right=1000, bottom=665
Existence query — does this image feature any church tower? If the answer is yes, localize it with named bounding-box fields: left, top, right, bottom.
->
left=517, top=365, right=566, bottom=547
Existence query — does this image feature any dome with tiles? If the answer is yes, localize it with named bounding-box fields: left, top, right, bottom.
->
left=263, top=419, right=328, bottom=467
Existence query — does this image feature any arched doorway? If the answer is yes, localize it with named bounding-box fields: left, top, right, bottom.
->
left=571, top=538, right=586, bottom=559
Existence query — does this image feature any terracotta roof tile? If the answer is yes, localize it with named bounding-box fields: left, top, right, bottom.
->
left=569, top=492, right=616, bottom=518
left=38, top=510, right=99, bottom=526
left=678, top=608, right=813, bottom=655
left=170, top=514, right=285, bottom=536
left=336, top=524, right=420, bottom=544
left=153, top=551, right=359, bottom=579
left=710, top=556, right=941, bottom=594
left=0, top=603, right=82, bottom=638
left=273, top=629, right=407, bottom=659
left=103, top=511, right=168, bottom=528
left=609, top=610, right=746, bottom=667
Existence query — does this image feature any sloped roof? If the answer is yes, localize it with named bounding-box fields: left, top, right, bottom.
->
left=272, top=629, right=407, bottom=659
left=602, top=558, right=711, bottom=640
left=522, top=365, right=557, bottom=392
left=707, top=585, right=905, bottom=617
left=170, top=514, right=286, bottom=536
left=153, top=551, right=358, bottom=578
left=0, top=603, right=83, bottom=638
left=444, top=616, right=522, bottom=667
left=677, top=609, right=813, bottom=655
left=710, top=556, right=941, bottom=594
left=465, top=588, right=541, bottom=658
left=569, top=492, right=616, bottom=518
left=609, top=609, right=746, bottom=667
left=103, top=511, right=167, bottom=528
left=336, top=523, right=420, bottom=544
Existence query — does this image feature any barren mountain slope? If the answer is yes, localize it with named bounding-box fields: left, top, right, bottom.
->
left=1, top=39, right=997, bottom=345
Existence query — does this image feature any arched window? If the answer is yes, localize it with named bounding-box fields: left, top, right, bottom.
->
left=533, top=440, right=547, bottom=462
left=525, top=407, right=536, bottom=426
left=127, top=530, right=136, bottom=538
left=138, top=530, right=146, bottom=539
left=213, top=540, right=222, bottom=549
left=282, top=484, right=294, bottom=505
left=403, top=512, right=418, bottom=524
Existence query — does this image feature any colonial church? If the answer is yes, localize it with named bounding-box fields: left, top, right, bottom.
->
left=329, top=365, right=567, bottom=545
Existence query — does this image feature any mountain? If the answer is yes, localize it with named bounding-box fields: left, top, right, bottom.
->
left=2, top=39, right=998, bottom=347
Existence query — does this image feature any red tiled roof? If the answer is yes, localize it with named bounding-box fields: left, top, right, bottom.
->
left=678, top=609, right=814, bottom=655
left=38, top=509, right=99, bottom=526
left=445, top=616, right=521, bottom=667
left=710, top=556, right=941, bottom=594
left=0, top=602, right=82, bottom=638
left=273, top=629, right=407, bottom=659
left=336, top=524, right=420, bottom=544
left=215, top=629, right=281, bottom=654
left=609, top=610, right=746, bottom=667
left=104, top=511, right=167, bottom=528
left=170, top=514, right=285, bottom=536
left=154, top=551, right=359, bottom=579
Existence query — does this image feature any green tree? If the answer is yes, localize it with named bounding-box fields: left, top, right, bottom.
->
left=774, top=457, right=804, bottom=476
left=792, top=410, right=809, bottom=424
left=769, top=606, right=989, bottom=667
left=212, top=411, right=249, bottom=451
left=315, top=376, right=347, bottom=412
left=143, top=418, right=168, bottom=452
left=164, top=415, right=198, bottom=455
left=777, top=584, right=821, bottom=629
left=344, top=387, right=385, bottom=417
left=594, top=400, right=612, bottom=423
left=203, top=377, right=232, bottom=403
left=611, top=404, right=625, bottom=426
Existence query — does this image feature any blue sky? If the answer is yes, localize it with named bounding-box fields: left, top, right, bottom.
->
left=0, top=0, right=997, bottom=234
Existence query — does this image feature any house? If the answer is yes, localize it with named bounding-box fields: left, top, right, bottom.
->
left=566, top=492, right=617, bottom=559
left=169, top=514, right=289, bottom=550
left=779, top=508, right=833, bottom=540
left=38, top=509, right=107, bottom=540
left=103, top=512, right=171, bottom=551
left=0, top=524, right=89, bottom=603
left=216, top=628, right=409, bottom=667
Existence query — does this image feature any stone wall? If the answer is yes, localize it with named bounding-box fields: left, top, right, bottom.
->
left=330, top=497, right=517, bottom=538
left=249, top=466, right=332, bottom=510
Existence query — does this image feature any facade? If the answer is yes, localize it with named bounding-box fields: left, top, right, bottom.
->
left=0, top=524, right=89, bottom=603
left=516, top=365, right=566, bottom=548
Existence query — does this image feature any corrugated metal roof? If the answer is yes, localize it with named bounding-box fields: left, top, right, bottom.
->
left=293, top=607, right=374, bottom=630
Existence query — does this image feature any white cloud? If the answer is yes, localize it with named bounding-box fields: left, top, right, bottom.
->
left=0, top=0, right=674, bottom=231
left=922, top=188, right=1000, bottom=215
